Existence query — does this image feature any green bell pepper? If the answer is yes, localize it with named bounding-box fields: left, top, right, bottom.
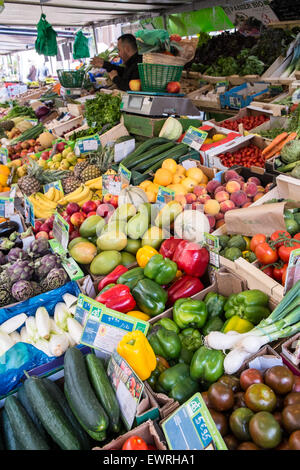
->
left=179, top=328, right=202, bottom=352
left=156, top=317, right=180, bottom=334
left=116, top=267, right=145, bottom=290
left=173, top=297, right=208, bottom=330
left=190, top=346, right=224, bottom=384
left=132, top=278, right=168, bottom=317
left=202, top=316, right=224, bottom=336
left=148, top=325, right=181, bottom=360
left=158, top=363, right=199, bottom=404
left=203, top=292, right=227, bottom=319
left=224, top=289, right=270, bottom=325
left=144, top=254, right=177, bottom=285
left=178, top=347, right=194, bottom=365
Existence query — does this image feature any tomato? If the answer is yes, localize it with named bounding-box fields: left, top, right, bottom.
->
left=229, top=407, right=254, bottom=441
left=244, top=383, right=277, bottom=412
left=278, top=243, right=300, bottom=263
left=260, top=265, right=274, bottom=278
left=250, top=233, right=266, bottom=252
left=282, top=267, right=287, bottom=286
left=240, top=369, right=264, bottom=391
left=249, top=411, right=282, bottom=449
left=122, top=436, right=148, bottom=450
left=264, top=366, right=294, bottom=395
left=270, top=230, right=291, bottom=247
left=292, top=376, right=300, bottom=392
left=207, top=383, right=234, bottom=412
left=294, top=233, right=300, bottom=241
left=272, top=263, right=288, bottom=283
left=255, top=242, right=278, bottom=265
left=289, top=431, right=300, bottom=450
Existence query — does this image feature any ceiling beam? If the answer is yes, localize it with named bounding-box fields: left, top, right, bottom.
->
left=4, top=0, right=170, bottom=12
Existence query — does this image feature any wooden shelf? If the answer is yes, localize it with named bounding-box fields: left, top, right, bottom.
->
left=268, top=20, right=300, bottom=29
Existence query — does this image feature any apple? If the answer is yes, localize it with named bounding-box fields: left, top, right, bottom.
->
left=48, top=230, right=54, bottom=239
left=70, top=212, right=86, bottom=227
left=39, top=222, right=51, bottom=233
left=94, top=199, right=102, bottom=207
left=69, top=230, right=80, bottom=241
left=96, top=203, right=115, bottom=222
left=129, top=79, right=141, bottom=91
left=33, top=220, right=43, bottom=234
left=103, top=194, right=118, bottom=208
left=86, top=211, right=97, bottom=217
left=166, top=81, right=181, bottom=94
left=68, top=222, right=74, bottom=234
left=81, top=200, right=97, bottom=214
left=41, top=151, right=50, bottom=161
left=45, top=215, right=54, bottom=229
left=36, top=231, right=49, bottom=240
left=66, top=202, right=81, bottom=216
left=56, top=141, right=66, bottom=152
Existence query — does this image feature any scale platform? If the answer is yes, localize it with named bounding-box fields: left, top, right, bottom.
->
left=121, top=91, right=200, bottom=117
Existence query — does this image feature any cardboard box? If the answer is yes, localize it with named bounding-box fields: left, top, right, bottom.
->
left=99, top=122, right=129, bottom=147
left=215, top=106, right=273, bottom=132
left=280, top=333, right=300, bottom=376
left=220, top=82, right=269, bottom=109
left=187, top=85, right=221, bottom=109
left=50, top=115, right=84, bottom=138
left=123, top=114, right=203, bottom=138
left=246, top=102, right=286, bottom=117
left=235, top=345, right=282, bottom=376
left=144, top=382, right=180, bottom=420
left=198, top=122, right=243, bottom=164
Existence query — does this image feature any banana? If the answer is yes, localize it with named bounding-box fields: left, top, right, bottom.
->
left=65, top=185, right=92, bottom=204
left=77, top=191, right=94, bottom=207
left=35, top=192, right=58, bottom=209
left=33, top=194, right=57, bottom=211
left=45, top=187, right=56, bottom=201
left=85, top=176, right=102, bottom=187
left=52, top=188, right=63, bottom=202
left=86, top=180, right=103, bottom=190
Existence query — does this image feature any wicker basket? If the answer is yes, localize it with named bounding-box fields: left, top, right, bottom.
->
left=138, top=63, right=183, bottom=93
left=143, top=53, right=186, bottom=66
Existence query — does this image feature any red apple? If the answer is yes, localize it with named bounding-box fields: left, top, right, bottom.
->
left=56, top=142, right=66, bottom=152
left=66, top=202, right=81, bottom=216
left=94, top=199, right=102, bottom=207
left=33, top=220, right=43, bottom=233
left=166, top=81, right=181, bottom=94
left=48, top=230, right=54, bottom=239
left=96, top=203, right=115, bottom=222
left=39, top=222, right=51, bottom=233
left=70, top=212, right=86, bottom=227
left=41, top=151, right=50, bottom=161
left=45, top=215, right=54, bottom=229
left=86, top=211, right=97, bottom=217
left=81, top=200, right=97, bottom=214
left=68, top=222, right=74, bottom=234
left=103, top=194, right=118, bottom=208
left=36, top=231, right=49, bottom=240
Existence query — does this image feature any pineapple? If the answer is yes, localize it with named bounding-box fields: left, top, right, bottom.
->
left=73, top=159, right=89, bottom=179
left=61, top=175, right=81, bottom=194
left=79, top=146, right=115, bottom=183
left=18, top=159, right=72, bottom=196
left=80, top=164, right=101, bottom=183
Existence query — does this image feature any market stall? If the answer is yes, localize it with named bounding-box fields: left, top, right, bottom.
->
left=0, top=1, right=300, bottom=452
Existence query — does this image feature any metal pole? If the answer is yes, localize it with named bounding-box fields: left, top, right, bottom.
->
left=92, top=24, right=98, bottom=55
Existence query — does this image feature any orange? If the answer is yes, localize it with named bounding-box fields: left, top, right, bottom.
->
left=167, top=184, right=187, bottom=196
left=154, top=168, right=173, bottom=186
left=0, top=165, right=10, bottom=176
left=146, top=182, right=159, bottom=194
left=162, top=158, right=177, bottom=174
left=139, top=180, right=152, bottom=191
left=2, top=187, right=10, bottom=192
left=146, top=190, right=157, bottom=203
left=172, top=173, right=185, bottom=184
left=186, top=167, right=204, bottom=184
left=175, top=165, right=186, bottom=176
left=0, top=174, right=8, bottom=186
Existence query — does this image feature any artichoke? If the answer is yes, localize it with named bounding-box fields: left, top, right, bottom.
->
left=7, top=259, right=34, bottom=283
left=0, top=289, right=12, bottom=306
left=45, top=268, right=68, bottom=291
left=0, top=252, right=6, bottom=265
left=11, top=280, right=34, bottom=302
left=7, top=247, right=30, bottom=263
left=281, top=140, right=300, bottom=164
left=29, top=238, right=50, bottom=258
left=34, top=254, right=62, bottom=280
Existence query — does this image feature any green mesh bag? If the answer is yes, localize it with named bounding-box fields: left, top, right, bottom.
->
left=73, top=30, right=90, bottom=59
left=35, top=13, right=58, bottom=57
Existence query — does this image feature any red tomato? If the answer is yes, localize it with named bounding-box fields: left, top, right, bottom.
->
left=282, top=268, right=287, bottom=286
left=273, top=263, right=288, bottom=283
left=122, top=436, right=148, bottom=450
left=278, top=243, right=300, bottom=263
left=255, top=242, right=278, bottom=265
left=270, top=230, right=291, bottom=247
left=250, top=234, right=267, bottom=253
left=240, top=369, right=264, bottom=391
left=260, top=265, right=274, bottom=278
left=294, top=233, right=300, bottom=241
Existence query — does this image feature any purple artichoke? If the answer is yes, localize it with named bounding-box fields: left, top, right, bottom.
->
left=34, top=254, right=62, bottom=280
left=0, top=252, right=6, bottom=265
left=7, top=247, right=30, bottom=263
left=29, top=238, right=50, bottom=258
left=46, top=267, right=68, bottom=290
left=11, top=280, right=34, bottom=302
left=7, top=259, right=34, bottom=283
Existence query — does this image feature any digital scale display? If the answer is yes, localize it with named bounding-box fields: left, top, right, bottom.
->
left=128, top=95, right=144, bottom=109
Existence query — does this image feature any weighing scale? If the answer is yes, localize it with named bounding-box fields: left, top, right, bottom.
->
left=61, top=87, right=82, bottom=98
left=121, top=91, right=200, bottom=117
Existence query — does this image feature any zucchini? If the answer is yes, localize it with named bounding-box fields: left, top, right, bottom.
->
left=85, top=354, right=120, bottom=433
left=141, top=145, right=189, bottom=174
left=121, top=137, right=170, bottom=167
left=17, top=384, right=50, bottom=443
left=64, top=347, right=109, bottom=441
left=2, top=408, right=23, bottom=450
left=127, top=142, right=174, bottom=170
left=4, top=395, right=50, bottom=450
left=42, top=378, right=91, bottom=450
left=136, top=144, right=188, bottom=172
left=24, top=376, right=83, bottom=450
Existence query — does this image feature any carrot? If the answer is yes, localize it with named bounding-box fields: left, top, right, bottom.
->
left=261, top=132, right=288, bottom=157
left=263, top=132, right=298, bottom=160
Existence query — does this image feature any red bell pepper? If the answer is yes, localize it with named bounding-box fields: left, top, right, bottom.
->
left=97, top=265, right=128, bottom=292
left=95, top=284, right=136, bottom=313
left=172, top=240, right=209, bottom=278
left=159, top=237, right=184, bottom=259
left=167, top=275, right=204, bottom=305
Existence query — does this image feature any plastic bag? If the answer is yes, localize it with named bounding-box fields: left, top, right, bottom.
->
left=73, top=30, right=90, bottom=59
left=35, top=13, right=57, bottom=57
left=135, top=29, right=170, bottom=54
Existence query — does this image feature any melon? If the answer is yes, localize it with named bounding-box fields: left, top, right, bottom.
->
left=159, top=117, right=183, bottom=141
left=118, top=185, right=148, bottom=209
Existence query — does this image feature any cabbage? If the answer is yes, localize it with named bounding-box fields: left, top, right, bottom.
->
left=281, top=140, right=300, bottom=163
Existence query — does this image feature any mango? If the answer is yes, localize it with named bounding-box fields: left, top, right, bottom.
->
left=69, top=242, right=97, bottom=264
left=141, top=226, right=165, bottom=250
left=68, top=237, right=89, bottom=251
left=97, top=230, right=127, bottom=251
left=90, top=251, right=122, bottom=276
left=110, top=203, right=136, bottom=222
left=101, top=220, right=127, bottom=235
left=125, top=238, right=142, bottom=255
left=120, top=251, right=136, bottom=266
left=79, top=215, right=105, bottom=238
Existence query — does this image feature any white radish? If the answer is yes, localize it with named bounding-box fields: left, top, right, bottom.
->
left=49, top=333, right=69, bottom=357
left=0, top=330, right=14, bottom=355
left=35, top=307, right=50, bottom=340
left=0, top=313, right=27, bottom=334
left=224, top=347, right=252, bottom=375
left=9, top=331, right=22, bottom=344
left=67, top=317, right=83, bottom=344
left=34, top=339, right=52, bottom=356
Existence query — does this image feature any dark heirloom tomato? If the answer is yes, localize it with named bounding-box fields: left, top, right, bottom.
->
left=208, top=383, right=234, bottom=412
left=201, top=391, right=211, bottom=408
left=275, top=440, right=290, bottom=450
left=233, top=392, right=246, bottom=410
left=223, top=434, right=239, bottom=450
left=208, top=408, right=228, bottom=436
left=264, top=365, right=294, bottom=395
left=240, top=368, right=263, bottom=391
left=283, top=392, right=300, bottom=407
left=273, top=411, right=283, bottom=428
left=217, top=374, right=240, bottom=393
left=249, top=411, right=282, bottom=449
left=245, top=383, right=277, bottom=412
left=282, top=404, right=300, bottom=434
left=292, top=376, right=300, bottom=392
left=229, top=407, right=254, bottom=441
left=288, top=430, right=300, bottom=450
left=237, top=441, right=260, bottom=450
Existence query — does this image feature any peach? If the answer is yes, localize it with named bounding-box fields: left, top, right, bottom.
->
left=256, top=185, right=265, bottom=193
left=226, top=180, right=241, bottom=194
left=230, top=190, right=248, bottom=207
left=193, top=185, right=207, bottom=197
left=206, top=215, right=216, bottom=229
left=242, top=202, right=252, bottom=208
left=185, top=193, right=197, bottom=204
left=206, top=180, right=221, bottom=194
left=175, top=194, right=187, bottom=207
left=253, top=192, right=264, bottom=202
left=216, top=220, right=225, bottom=229
left=215, top=212, right=224, bottom=220
left=214, top=185, right=226, bottom=195
left=224, top=170, right=240, bottom=182
left=204, top=199, right=220, bottom=216
left=192, top=201, right=205, bottom=211
left=247, top=176, right=261, bottom=186
left=198, top=194, right=211, bottom=204
left=220, top=200, right=236, bottom=213
left=214, top=191, right=230, bottom=203
left=265, top=182, right=273, bottom=193
left=243, top=182, right=258, bottom=197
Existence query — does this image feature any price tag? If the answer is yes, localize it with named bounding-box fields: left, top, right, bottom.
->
left=24, top=196, right=35, bottom=227
left=0, top=147, right=8, bottom=164
left=118, top=163, right=131, bottom=189
left=162, top=393, right=227, bottom=450
left=74, top=134, right=101, bottom=156
left=49, top=238, right=84, bottom=281
left=102, top=173, right=122, bottom=196
left=107, top=351, right=144, bottom=430
left=114, top=138, right=135, bottom=163
left=0, top=197, right=14, bottom=217
left=204, top=232, right=220, bottom=270
left=156, top=186, right=175, bottom=209
left=77, top=294, right=149, bottom=357
left=53, top=211, right=69, bottom=251
left=43, top=180, right=64, bottom=194
left=24, top=118, right=38, bottom=127
left=284, top=248, right=300, bottom=295
left=182, top=126, right=208, bottom=151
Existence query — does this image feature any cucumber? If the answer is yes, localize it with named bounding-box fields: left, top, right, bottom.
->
left=142, top=145, right=189, bottom=174
left=64, top=347, right=109, bottom=441
left=17, top=384, right=50, bottom=444
left=42, top=377, right=91, bottom=450
left=136, top=144, right=188, bottom=172
left=85, top=353, right=120, bottom=433
left=24, top=376, right=83, bottom=450
left=4, top=395, right=50, bottom=450
left=121, top=137, right=170, bottom=167
left=127, top=142, right=174, bottom=170
left=2, top=408, right=23, bottom=450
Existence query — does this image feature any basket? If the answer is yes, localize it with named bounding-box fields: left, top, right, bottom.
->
left=57, top=69, right=85, bottom=88
left=138, top=63, right=183, bottom=93
left=143, top=53, right=187, bottom=66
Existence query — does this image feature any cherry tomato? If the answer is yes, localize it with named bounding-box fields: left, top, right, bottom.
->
left=122, top=436, right=148, bottom=450
left=250, top=234, right=266, bottom=253
left=255, top=243, right=278, bottom=265
left=270, top=230, right=291, bottom=247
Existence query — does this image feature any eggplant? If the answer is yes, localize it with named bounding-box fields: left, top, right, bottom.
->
left=0, top=221, right=19, bottom=238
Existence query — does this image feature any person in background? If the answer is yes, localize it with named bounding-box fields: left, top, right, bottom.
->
left=27, top=62, right=37, bottom=82
left=37, top=63, right=49, bottom=81
left=91, top=34, right=142, bottom=91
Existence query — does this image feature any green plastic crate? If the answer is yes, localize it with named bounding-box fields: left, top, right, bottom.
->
left=138, top=63, right=183, bottom=93
left=57, top=69, right=85, bottom=88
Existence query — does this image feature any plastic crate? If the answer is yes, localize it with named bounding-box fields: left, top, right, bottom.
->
left=138, top=63, right=183, bottom=93
left=220, top=82, right=269, bottom=109
left=57, top=69, right=85, bottom=88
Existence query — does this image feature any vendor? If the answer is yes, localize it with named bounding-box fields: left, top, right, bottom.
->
left=91, top=34, right=142, bottom=91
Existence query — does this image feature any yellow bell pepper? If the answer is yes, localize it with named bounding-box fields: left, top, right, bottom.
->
left=126, top=311, right=151, bottom=321
left=117, top=330, right=156, bottom=381
left=243, top=236, right=251, bottom=251
left=222, top=315, right=254, bottom=334
left=136, top=245, right=158, bottom=268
